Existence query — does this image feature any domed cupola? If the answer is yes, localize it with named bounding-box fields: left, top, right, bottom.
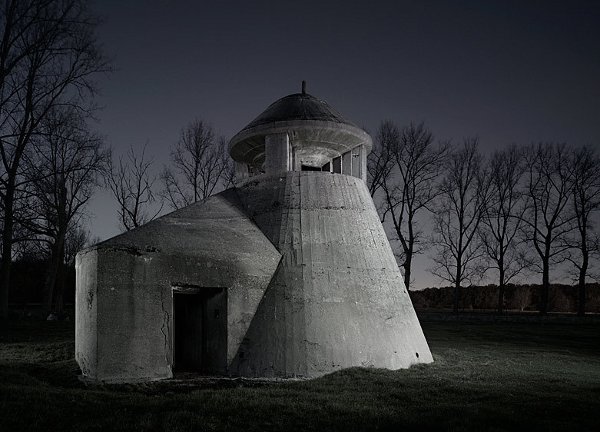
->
left=229, top=82, right=372, bottom=181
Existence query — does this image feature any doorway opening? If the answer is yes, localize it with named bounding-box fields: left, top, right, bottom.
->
left=301, top=164, right=321, bottom=171
left=172, top=286, right=227, bottom=373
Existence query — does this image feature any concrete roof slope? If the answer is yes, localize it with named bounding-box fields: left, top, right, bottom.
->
left=94, top=188, right=281, bottom=269
left=241, top=93, right=358, bottom=131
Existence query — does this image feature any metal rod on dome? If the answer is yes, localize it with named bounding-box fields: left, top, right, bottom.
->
left=302, top=80, right=306, bottom=94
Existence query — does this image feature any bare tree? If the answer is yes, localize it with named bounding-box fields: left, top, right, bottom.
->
left=431, top=138, right=488, bottom=313
left=480, top=146, right=528, bottom=313
left=367, top=120, right=396, bottom=197
left=521, top=143, right=575, bottom=315
left=25, top=107, right=106, bottom=316
left=161, top=120, right=231, bottom=209
left=371, top=122, right=448, bottom=290
left=0, top=0, right=108, bottom=319
left=567, top=146, right=600, bottom=316
left=107, top=143, right=162, bottom=231
left=64, top=224, right=90, bottom=266
left=48, top=222, right=89, bottom=316
left=218, top=136, right=237, bottom=189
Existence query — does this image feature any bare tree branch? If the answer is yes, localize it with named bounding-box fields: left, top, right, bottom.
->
left=161, top=119, right=231, bottom=210
left=106, top=142, right=162, bottom=231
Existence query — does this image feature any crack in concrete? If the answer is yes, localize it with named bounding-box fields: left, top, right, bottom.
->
left=86, top=289, right=94, bottom=311
left=106, top=245, right=142, bottom=256
left=303, top=339, right=319, bottom=347
left=159, top=288, right=171, bottom=370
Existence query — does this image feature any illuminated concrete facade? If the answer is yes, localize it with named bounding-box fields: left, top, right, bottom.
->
left=75, top=86, right=432, bottom=382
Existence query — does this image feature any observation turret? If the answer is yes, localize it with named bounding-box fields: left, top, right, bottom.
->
left=229, top=81, right=372, bottom=181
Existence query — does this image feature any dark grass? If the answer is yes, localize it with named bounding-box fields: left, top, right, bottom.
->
left=1, top=319, right=599, bottom=431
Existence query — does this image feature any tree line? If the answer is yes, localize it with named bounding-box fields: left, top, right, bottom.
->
left=367, top=121, right=600, bottom=316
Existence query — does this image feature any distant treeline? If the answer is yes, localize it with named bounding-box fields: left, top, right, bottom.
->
left=409, top=284, right=600, bottom=314
left=8, top=259, right=75, bottom=310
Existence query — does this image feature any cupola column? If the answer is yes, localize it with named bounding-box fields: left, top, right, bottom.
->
left=265, top=133, right=290, bottom=174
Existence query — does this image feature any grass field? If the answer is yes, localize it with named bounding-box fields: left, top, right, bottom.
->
left=1, top=318, right=599, bottom=431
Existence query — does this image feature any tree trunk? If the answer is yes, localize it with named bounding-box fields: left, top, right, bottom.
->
left=497, top=284, right=505, bottom=314
left=540, top=258, right=549, bottom=315
left=0, top=241, right=12, bottom=320
left=54, top=246, right=66, bottom=316
left=497, top=254, right=505, bottom=314
left=453, top=281, right=461, bottom=315
left=42, top=244, right=58, bottom=316
left=578, top=252, right=588, bottom=317
left=403, top=253, right=412, bottom=291
left=453, top=258, right=462, bottom=314
left=43, top=232, right=66, bottom=317
left=0, top=189, right=15, bottom=320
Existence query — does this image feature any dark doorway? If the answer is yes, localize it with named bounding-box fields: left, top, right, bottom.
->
left=172, top=287, right=227, bottom=373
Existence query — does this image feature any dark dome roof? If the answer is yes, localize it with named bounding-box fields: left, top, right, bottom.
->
left=241, top=92, right=357, bottom=131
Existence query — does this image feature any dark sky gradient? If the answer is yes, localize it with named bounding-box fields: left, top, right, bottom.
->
left=88, top=0, right=600, bottom=288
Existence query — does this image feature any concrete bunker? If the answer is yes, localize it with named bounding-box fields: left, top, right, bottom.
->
left=75, top=84, right=433, bottom=383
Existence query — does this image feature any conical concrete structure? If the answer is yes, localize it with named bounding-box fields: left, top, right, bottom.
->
left=75, top=85, right=432, bottom=383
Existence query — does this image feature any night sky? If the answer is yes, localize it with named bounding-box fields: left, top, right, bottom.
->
left=88, top=0, right=600, bottom=288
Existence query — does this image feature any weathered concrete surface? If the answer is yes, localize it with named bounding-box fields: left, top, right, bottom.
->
left=75, top=249, right=98, bottom=378
left=75, top=189, right=281, bottom=382
left=231, top=172, right=433, bottom=377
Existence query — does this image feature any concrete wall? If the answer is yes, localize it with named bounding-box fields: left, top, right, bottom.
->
left=75, top=189, right=281, bottom=382
left=232, top=172, right=433, bottom=377
left=93, top=248, right=173, bottom=382
left=75, top=249, right=98, bottom=379
left=359, top=144, right=367, bottom=182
